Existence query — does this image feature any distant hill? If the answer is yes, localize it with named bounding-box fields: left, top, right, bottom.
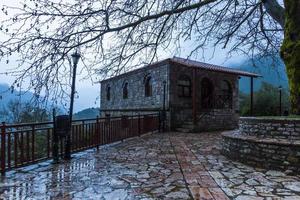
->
left=231, top=56, right=288, bottom=93
left=0, top=83, right=100, bottom=121
left=73, top=108, right=100, bottom=120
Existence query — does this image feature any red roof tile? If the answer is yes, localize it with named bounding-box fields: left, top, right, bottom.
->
left=171, top=57, right=261, bottom=77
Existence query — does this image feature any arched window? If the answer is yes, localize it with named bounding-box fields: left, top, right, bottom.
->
left=106, top=85, right=111, bottom=101
left=123, top=82, right=128, bottom=99
left=144, top=76, right=152, bottom=97
left=177, top=75, right=191, bottom=97
left=201, top=78, right=214, bottom=109
left=221, top=80, right=232, bottom=108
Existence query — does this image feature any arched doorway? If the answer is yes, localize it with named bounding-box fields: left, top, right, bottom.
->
left=201, top=78, right=214, bottom=109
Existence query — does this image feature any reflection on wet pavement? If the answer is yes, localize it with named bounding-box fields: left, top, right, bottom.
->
left=1, top=132, right=300, bottom=199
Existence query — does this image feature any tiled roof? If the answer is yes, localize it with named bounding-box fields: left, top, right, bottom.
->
left=171, top=57, right=261, bottom=77
left=100, top=57, right=261, bottom=83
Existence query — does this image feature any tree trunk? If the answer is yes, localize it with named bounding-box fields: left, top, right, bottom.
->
left=280, top=0, right=300, bottom=114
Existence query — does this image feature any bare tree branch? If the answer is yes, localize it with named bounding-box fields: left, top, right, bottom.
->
left=0, top=0, right=284, bottom=107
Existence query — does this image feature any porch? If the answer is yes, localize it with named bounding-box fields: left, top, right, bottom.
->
left=170, top=65, right=260, bottom=132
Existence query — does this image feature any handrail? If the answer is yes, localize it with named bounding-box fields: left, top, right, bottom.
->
left=100, top=108, right=169, bottom=112
left=2, top=113, right=159, bottom=129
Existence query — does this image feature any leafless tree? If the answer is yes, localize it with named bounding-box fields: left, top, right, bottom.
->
left=0, top=0, right=298, bottom=113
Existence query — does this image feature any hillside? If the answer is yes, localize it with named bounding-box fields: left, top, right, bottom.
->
left=231, top=56, right=288, bottom=93
left=73, top=108, right=100, bottom=120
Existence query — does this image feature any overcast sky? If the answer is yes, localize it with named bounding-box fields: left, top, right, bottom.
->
left=0, top=0, right=244, bottom=112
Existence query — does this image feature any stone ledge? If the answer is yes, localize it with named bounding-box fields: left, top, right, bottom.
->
left=240, top=117, right=300, bottom=123
left=239, top=117, right=300, bottom=140
left=222, top=130, right=300, bottom=146
left=221, top=130, right=300, bottom=174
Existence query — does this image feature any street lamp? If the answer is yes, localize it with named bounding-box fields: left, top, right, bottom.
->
left=69, top=51, right=81, bottom=120
left=65, top=51, right=80, bottom=160
left=162, top=81, right=166, bottom=132
left=278, top=85, right=282, bottom=116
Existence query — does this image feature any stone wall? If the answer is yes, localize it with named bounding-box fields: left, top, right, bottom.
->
left=100, top=62, right=171, bottom=129
left=239, top=117, right=300, bottom=140
left=195, top=110, right=238, bottom=131
left=100, top=63, right=169, bottom=113
left=222, top=130, right=300, bottom=174
left=222, top=117, right=300, bottom=174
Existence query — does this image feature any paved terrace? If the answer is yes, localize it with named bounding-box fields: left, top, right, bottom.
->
left=1, top=132, right=300, bottom=200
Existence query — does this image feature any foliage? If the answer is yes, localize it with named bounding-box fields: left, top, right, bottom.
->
left=280, top=0, right=300, bottom=114
left=73, top=107, right=100, bottom=120
left=239, top=82, right=290, bottom=116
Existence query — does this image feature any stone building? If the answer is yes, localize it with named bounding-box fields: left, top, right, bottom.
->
left=100, top=57, right=259, bottom=132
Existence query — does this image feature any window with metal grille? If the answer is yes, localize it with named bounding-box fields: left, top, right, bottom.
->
left=106, top=85, right=111, bottom=101
left=144, top=76, right=152, bottom=97
left=123, top=82, right=128, bottom=99
left=177, top=75, right=191, bottom=97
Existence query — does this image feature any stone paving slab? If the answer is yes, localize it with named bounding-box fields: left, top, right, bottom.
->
left=0, top=132, right=300, bottom=199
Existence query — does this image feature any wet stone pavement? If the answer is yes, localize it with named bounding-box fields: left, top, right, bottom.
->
left=1, top=132, right=300, bottom=200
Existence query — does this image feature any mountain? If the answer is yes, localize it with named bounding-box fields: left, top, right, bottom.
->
left=0, top=83, right=34, bottom=122
left=231, top=56, right=288, bottom=93
left=0, top=83, right=33, bottom=106
left=73, top=108, right=100, bottom=120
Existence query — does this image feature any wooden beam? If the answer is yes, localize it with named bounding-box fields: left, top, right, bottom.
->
left=250, top=77, right=254, bottom=116
left=192, top=68, right=197, bottom=124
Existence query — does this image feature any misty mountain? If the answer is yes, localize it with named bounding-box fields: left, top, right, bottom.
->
left=232, top=56, right=288, bottom=93
left=0, top=83, right=33, bottom=108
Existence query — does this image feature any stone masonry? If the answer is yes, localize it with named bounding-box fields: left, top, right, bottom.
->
left=222, top=117, right=300, bottom=174
left=100, top=63, right=169, bottom=112
left=239, top=117, right=300, bottom=140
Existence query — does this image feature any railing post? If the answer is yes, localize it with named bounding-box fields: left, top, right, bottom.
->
left=52, top=109, right=59, bottom=163
left=31, top=125, right=35, bottom=162
left=96, top=116, right=100, bottom=150
left=138, top=113, right=141, bottom=136
left=1, top=122, right=6, bottom=175
left=158, top=112, right=160, bottom=133
left=158, top=111, right=161, bottom=133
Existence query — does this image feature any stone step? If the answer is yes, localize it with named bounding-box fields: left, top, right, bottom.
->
left=176, top=128, right=191, bottom=133
left=183, top=121, right=194, bottom=125
left=181, top=124, right=195, bottom=129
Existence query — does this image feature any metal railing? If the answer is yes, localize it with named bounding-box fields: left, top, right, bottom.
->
left=0, top=113, right=160, bottom=175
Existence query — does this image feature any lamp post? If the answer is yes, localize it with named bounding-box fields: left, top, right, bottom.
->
left=278, top=85, right=282, bottom=116
left=65, top=51, right=80, bottom=160
left=162, top=81, right=166, bottom=132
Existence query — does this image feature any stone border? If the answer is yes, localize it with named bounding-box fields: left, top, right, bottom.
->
left=239, top=116, right=300, bottom=122
left=222, top=130, right=300, bottom=174
left=239, top=117, right=300, bottom=140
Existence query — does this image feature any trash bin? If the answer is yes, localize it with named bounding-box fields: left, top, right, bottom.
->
left=55, top=115, right=71, bottom=137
